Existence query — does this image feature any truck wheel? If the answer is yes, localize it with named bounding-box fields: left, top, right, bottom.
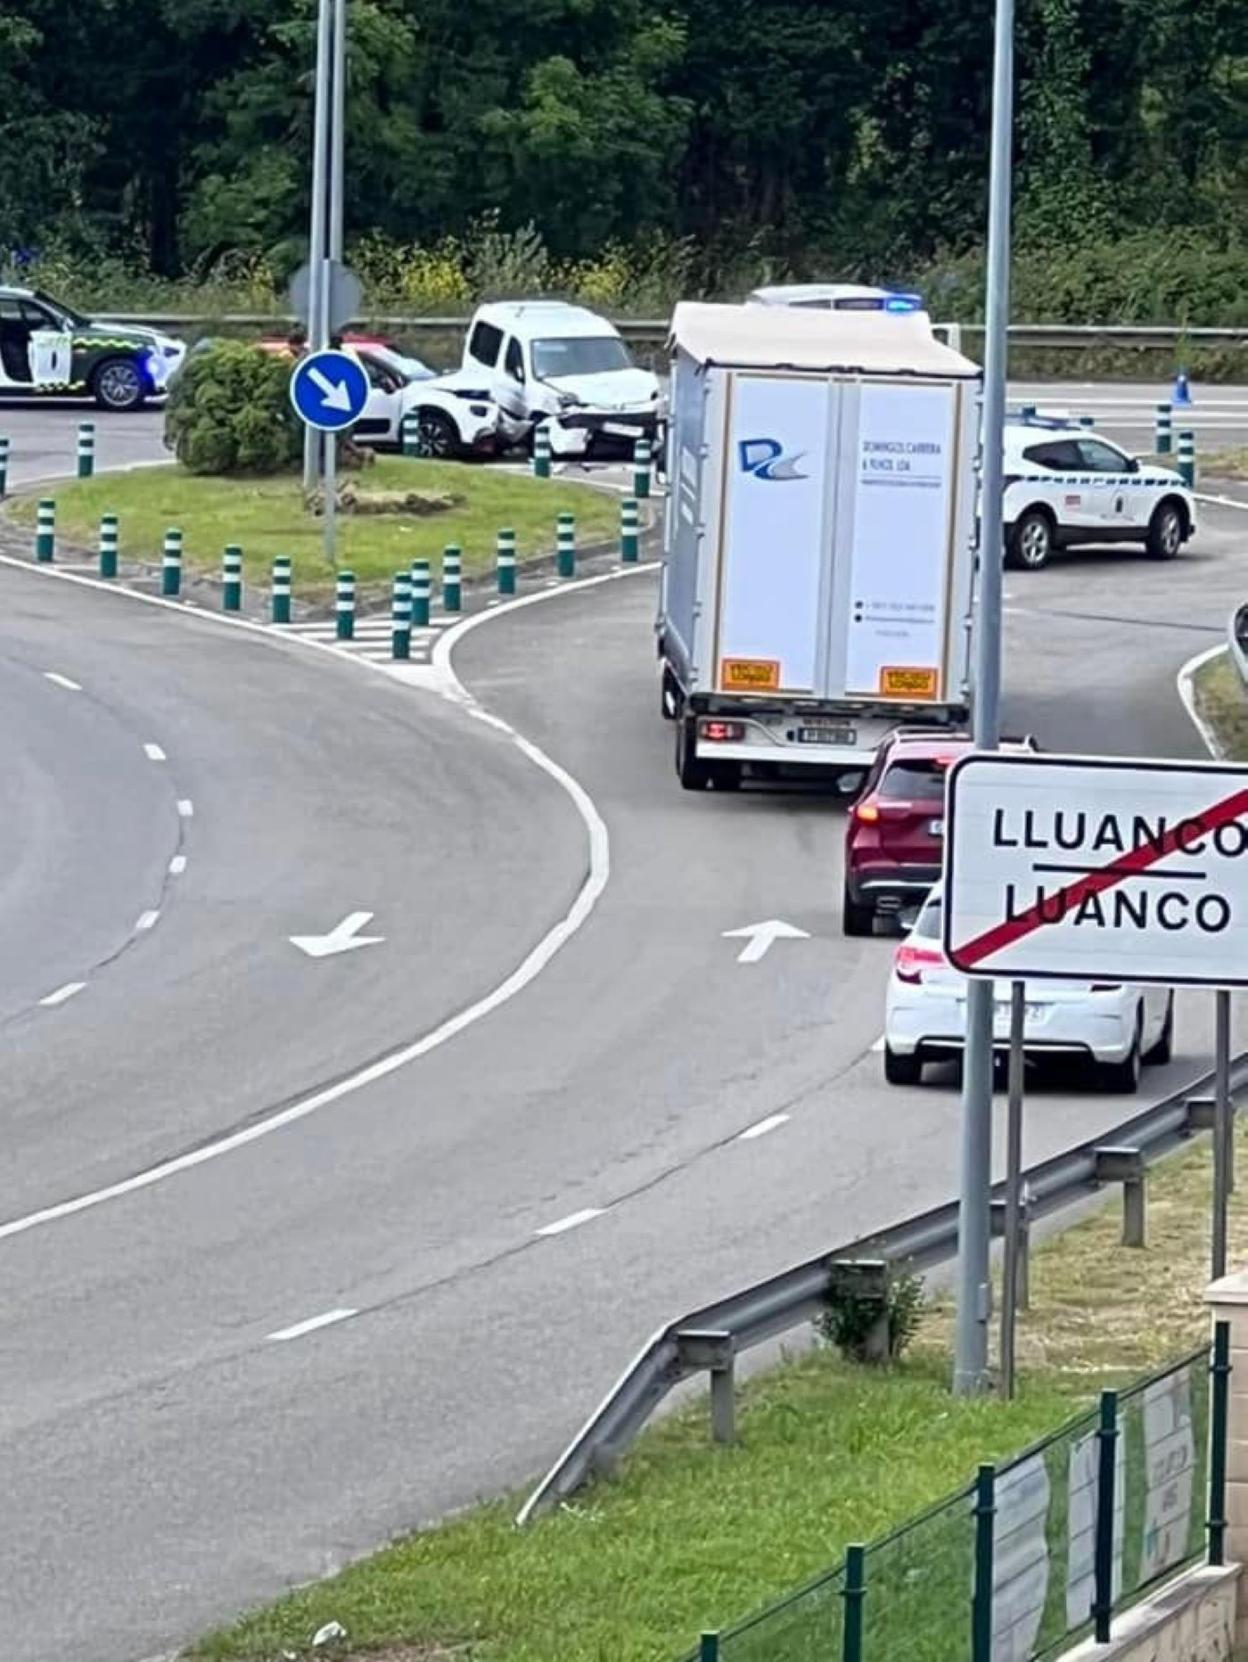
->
left=675, top=715, right=712, bottom=790
left=660, top=665, right=682, bottom=721
left=842, top=885, right=874, bottom=936
left=884, top=1046, right=922, bottom=1085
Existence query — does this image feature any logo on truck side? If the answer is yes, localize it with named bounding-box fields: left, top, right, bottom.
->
left=738, top=438, right=808, bottom=481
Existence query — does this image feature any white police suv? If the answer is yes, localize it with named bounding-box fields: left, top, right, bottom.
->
left=1004, top=416, right=1195, bottom=570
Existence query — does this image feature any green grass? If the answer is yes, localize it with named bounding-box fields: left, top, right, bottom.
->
left=5, top=460, right=620, bottom=601
left=1192, top=649, right=1248, bottom=761
left=191, top=1118, right=1244, bottom=1662
left=1201, top=447, right=1248, bottom=481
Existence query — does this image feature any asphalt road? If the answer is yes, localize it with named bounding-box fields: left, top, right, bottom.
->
left=0, top=406, right=1245, bottom=1660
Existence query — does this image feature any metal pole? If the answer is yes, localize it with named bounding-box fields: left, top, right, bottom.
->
left=322, top=434, right=337, bottom=566
left=1213, top=988, right=1231, bottom=1281
left=954, top=0, right=1015, bottom=1396
left=1000, top=980, right=1025, bottom=1398
left=329, top=0, right=346, bottom=263
left=302, top=0, right=333, bottom=491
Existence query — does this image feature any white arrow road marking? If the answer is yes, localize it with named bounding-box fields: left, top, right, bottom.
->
left=289, top=910, right=385, bottom=959
left=307, top=366, right=352, bottom=412
left=267, top=1308, right=357, bottom=1343
left=722, top=919, right=811, bottom=964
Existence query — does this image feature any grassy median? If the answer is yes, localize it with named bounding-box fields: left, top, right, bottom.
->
left=191, top=1119, right=1242, bottom=1662
left=5, top=459, right=619, bottom=600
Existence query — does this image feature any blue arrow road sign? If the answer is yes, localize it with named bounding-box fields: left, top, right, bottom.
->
left=289, top=349, right=370, bottom=432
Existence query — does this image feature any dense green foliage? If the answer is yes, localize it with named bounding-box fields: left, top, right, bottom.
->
left=2, top=0, right=1246, bottom=314
left=164, top=340, right=301, bottom=473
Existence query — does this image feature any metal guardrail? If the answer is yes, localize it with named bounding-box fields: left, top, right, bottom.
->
left=516, top=1054, right=1248, bottom=1525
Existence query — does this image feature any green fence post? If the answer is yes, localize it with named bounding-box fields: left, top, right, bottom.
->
left=0, top=434, right=9, bottom=497
left=497, top=527, right=516, bottom=596
left=77, top=421, right=95, bottom=479
left=391, top=570, right=412, bottom=660
left=1093, top=1390, right=1119, bottom=1643
left=533, top=423, right=552, bottom=479
left=557, top=511, right=575, bottom=578
left=402, top=412, right=419, bottom=458
left=271, top=555, right=292, bottom=624
left=1178, top=430, right=1196, bottom=489
left=442, top=544, right=462, bottom=613
left=633, top=436, right=652, bottom=499
left=222, top=545, right=243, bottom=611
left=99, top=514, right=118, bottom=579
left=1209, top=1321, right=1231, bottom=1566
left=841, top=1544, right=866, bottom=1662
left=698, top=1636, right=720, bottom=1662
left=1155, top=402, right=1173, bottom=455
left=336, top=569, right=355, bottom=639
left=620, top=497, right=640, bottom=563
left=35, top=498, right=55, bottom=562
left=162, top=527, right=183, bottom=597
left=410, top=557, right=431, bottom=627
left=972, top=1464, right=996, bottom=1662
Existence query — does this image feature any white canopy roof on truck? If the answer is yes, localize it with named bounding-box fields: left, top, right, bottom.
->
left=668, top=301, right=981, bottom=380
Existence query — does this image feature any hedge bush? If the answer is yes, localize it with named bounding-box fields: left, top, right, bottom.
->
left=164, top=339, right=302, bottom=475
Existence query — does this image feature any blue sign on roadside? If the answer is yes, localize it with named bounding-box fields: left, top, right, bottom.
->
left=289, top=349, right=370, bottom=432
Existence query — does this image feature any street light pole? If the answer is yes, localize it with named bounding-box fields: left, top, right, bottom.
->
left=302, top=0, right=334, bottom=492
left=953, top=0, right=1016, bottom=1395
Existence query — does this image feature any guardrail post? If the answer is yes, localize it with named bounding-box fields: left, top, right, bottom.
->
left=442, top=544, right=462, bottom=613
left=633, top=436, right=652, bottom=499
left=971, top=1464, right=996, bottom=1662
left=222, top=544, right=243, bottom=611
left=1093, top=1389, right=1118, bottom=1643
left=676, top=1331, right=737, bottom=1444
left=532, top=424, right=551, bottom=479
left=1209, top=1320, right=1231, bottom=1566
left=35, top=498, right=55, bottom=562
left=841, top=1544, right=866, bottom=1662
left=557, top=512, right=575, bottom=578
left=1094, top=1147, right=1147, bottom=1247
left=698, top=1634, right=720, bottom=1662
left=497, top=528, right=516, bottom=596
left=391, top=570, right=412, bottom=660
left=1155, top=402, right=1173, bottom=455
left=77, top=421, right=95, bottom=479
left=162, top=527, right=183, bottom=597
left=410, top=557, right=431, bottom=627
left=621, top=497, right=640, bottom=563
left=99, top=514, right=118, bottom=579
left=335, top=570, right=355, bottom=639
left=0, top=434, right=9, bottom=497
left=270, top=555, right=292, bottom=624
left=402, top=413, right=419, bottom=458
left=1178, top=430, right=1196, bottom=488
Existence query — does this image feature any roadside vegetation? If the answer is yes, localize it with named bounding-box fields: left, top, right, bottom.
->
left=1193, top=650, right=1248, bottom=762
left=192, top=1123, right=1239, bottom=1662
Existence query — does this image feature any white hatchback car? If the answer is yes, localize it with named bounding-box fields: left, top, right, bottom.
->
left=1003, top=418, right=1195, bottom=570
left=883, top=887, right=1175, bottom=1092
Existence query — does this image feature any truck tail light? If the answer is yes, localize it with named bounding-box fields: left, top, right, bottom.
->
left=894, top=944, right=943, bottom=984
left=701, top=720, right=744, bottom=742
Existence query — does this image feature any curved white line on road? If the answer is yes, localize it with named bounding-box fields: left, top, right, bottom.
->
left=43, top=671, right=81, bottom=691
left=0, top=560, right=650, bottom=1243
left=1177, top=642, right=1227, bottom=759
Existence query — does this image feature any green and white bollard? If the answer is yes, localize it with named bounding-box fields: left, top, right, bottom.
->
left=162, top=527, right=183, bottom=597
left=391, top=571, right=412, bottom=660
left=1178, top=430, right=1196, bottom=489
left=271, top=555, right=292, bottom=624
left=77, top=421, right=95, bottom=479
left=497, top=527, right=517, bottom=596
left=0, top=434, right=9, bottom=497
left=1155, top=402, right=1173, bottom=455
left=620, top=497, right=640, bottom=563
left=633, top=437, right=652, bottom=499
left=442, top=544, right=462, bottom=613
left=402, top=413, right=419, bottom=458
left=410, top=558, right=431, bottom=628
left=99, top=514, right=118, bottom=579
left=336, top=569, right=356, bottom=640
left=35, top=499, right=55, bottom=562
left=556, top=511, right=575, bottom=578
left=222, top=544, right=243, bottom=611
left=532, top=424, right=552, bottom=479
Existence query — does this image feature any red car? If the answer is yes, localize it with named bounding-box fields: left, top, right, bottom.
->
left=842, top=729, right=1036, bottom=936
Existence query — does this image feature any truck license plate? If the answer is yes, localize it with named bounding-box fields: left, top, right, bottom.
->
left=798, top=726, right=855, bottom=745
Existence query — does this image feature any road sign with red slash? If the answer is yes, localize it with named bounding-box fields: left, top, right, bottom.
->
left=943, top=754, right=1248, bottom=985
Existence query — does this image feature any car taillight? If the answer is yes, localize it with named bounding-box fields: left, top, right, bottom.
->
left=895, top=944, right=943, bottom=983
left=853, top=797, right=880, bottom=823
left=701, top=719, right=744, bottom=742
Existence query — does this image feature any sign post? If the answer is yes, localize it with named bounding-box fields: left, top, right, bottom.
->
left=289, top=350, right=369, bottom=567
left=1000, top=979, right=1026, bottom=1399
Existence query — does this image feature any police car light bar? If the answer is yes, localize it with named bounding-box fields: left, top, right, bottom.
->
left=883, top=292, right=923, bottom=313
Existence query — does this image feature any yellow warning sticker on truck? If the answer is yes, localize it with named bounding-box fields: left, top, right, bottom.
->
left=721, top=658, right=780, bottom=691
left=879, top=666, right=939, bottom=700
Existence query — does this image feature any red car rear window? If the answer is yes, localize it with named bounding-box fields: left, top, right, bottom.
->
left=879, top=760, right=951, bottom=803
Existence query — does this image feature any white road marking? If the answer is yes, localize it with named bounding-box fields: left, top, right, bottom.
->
left=289, top=911, right=385, bottom=959
left=168, top=855, right=187, bottom=876
left=266, top=1307, right=357, bottom=1343
left=43, top=671, right=81, bottom=691
left=177, top=798, right=194, bottom=817
left=39, top=982, right=86, bottom=1008
left=737, top=1113, right=790, bottom=1141
left=535, top=1208, right=605, bottom=1237
left=871, top=1034, right=886, bottom=1053
left=135, top=909, right=160, bottom=932
left=143, top=742, right=167, bottom=762
left=1197, top=492, right=1248, bottom=511
left=722, top=919, right=811, bottom=964
left=1176, top=642, right=1227, bottom=758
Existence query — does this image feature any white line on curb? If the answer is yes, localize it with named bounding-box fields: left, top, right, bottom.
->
left=535, top=1208, right=605, bottom=1237
left=168, top=855, right=187, bottom=876
left=176, top=799, right=194, bottom=818
left=266, top=1308, right=357, bottom=1343
left=143, top=742, right=167, bottom=762
left=1176, top=642, right=1227, bottom=759
left=737, top=1113, right=790, bottom=1141
left=39, top=982, right=86, bottom=1008
left=135, top=910, right=160, bottom=932
left=43, top=671, right=81, bottom=691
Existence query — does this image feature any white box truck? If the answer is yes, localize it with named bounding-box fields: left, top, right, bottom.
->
left=657, top=302, right=982, bottom=791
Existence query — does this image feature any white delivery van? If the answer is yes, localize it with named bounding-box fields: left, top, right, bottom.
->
left=657, top=302, right=982, bottom=791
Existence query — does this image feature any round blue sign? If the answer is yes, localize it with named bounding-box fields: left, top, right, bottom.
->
left=289, top=349, right=371, bottom=433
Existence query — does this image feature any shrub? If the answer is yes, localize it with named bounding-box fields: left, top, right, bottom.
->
left=818, top=1272, right=924, bottom=1364
left=164, top=340, right=302, bottom=475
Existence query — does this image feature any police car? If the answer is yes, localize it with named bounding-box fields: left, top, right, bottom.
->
left=0, top=285, right=185, bottom=410
left=1004, top=414, right=1195, bottom=570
